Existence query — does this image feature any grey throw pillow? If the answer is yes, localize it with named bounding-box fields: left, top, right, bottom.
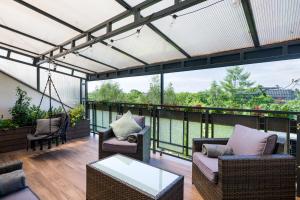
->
left=35, top=117, right=61, bottom=136
left=202, top=144, right=233, bottom=158
left=110, top=111, right=142, bottom=141
left=0, top=170, right=26, bottom=196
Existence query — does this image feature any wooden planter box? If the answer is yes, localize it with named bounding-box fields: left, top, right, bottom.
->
left=66, top=119, right=90, bottom=140
left=0, top=126, right=32, bottom=153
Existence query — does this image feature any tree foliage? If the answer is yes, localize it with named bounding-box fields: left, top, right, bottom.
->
left=88, top=66, right=300, bottom=112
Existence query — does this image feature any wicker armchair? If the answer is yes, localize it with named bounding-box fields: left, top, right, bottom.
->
left=98, top=115, right=151, bottom=162
left=192, top=138, right=296, bottom=200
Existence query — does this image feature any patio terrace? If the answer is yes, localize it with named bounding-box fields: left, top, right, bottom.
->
left=0, top=0, right=300, bottom=199
left=0, top=136, right=203, bottom=200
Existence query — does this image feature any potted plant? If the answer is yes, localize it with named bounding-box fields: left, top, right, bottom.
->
left=0, top=87, right=33, bottom=153
left=66, top=104, right=90, bottom=140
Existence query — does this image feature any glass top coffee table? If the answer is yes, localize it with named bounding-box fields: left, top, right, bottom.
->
left=86, top=154, right=184, bottom=200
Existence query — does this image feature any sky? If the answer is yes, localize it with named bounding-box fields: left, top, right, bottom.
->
left=88, top=58, right=300, bottom=93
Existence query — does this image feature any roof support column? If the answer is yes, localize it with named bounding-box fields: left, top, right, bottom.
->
left=160, top=73, right=164, bottom=105
left=37, top=66, right=40, bottom=91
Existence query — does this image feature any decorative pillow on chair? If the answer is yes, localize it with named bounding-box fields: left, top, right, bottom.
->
left=227, top=124, right=278, bottom=155
left=110, top=111, right=142, bottom=141
left=34, top=117, right=61, bottom=136
left=202, top=144, right=233, bottom=158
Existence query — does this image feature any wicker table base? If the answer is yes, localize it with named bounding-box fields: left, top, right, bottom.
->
left=86, top=155, right=184, bottom=200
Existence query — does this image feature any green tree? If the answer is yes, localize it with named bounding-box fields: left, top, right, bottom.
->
left=221, top=66, right=255, bottom=107
left=207, top=81, right=228, bottom=107
left=164, top=83, right=177, bottom=105
left=89, top=82, right=124, bottom=102
left=146, top=75, right=161, bottom=104
left=176, top=92, right=203, bottom=106
left=125, top=89, right=145, bottom=103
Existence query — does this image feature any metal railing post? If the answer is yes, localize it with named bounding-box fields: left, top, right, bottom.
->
left=184, top=112, right=189, bottom=157
left=296, top=115, right=300, bottom=196
left=205, top=109, right=209, bottom=138
left=152, top=108, right=156, bottom=154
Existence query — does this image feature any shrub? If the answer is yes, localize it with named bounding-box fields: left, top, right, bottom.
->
left=9, top=87, right=31, bottom=126
left=0, top=119, right=17, bottom=129
left=69, top=105, right=85, bottom=127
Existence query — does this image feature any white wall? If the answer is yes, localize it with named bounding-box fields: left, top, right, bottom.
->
left=0, top=72, right=68, bottom=119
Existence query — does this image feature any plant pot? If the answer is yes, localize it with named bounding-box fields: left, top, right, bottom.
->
left=66, top=119, right=90, bottom=140
left=0, top=126, right=32, bottom=153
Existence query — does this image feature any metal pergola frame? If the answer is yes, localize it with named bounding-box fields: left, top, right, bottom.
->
left=0, top=0, right=299, bottom=197
left=88, top=39, right=300, bottom=80
left=1, top=0, right=284, bottom=79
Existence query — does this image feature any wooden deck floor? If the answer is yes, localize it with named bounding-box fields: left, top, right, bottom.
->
left=0, top=135, right=202, bottom=200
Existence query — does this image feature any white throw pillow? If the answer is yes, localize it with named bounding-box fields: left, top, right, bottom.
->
left=110, top=111, right=142, bottom=140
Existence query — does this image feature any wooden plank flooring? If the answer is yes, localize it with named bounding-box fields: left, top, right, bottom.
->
left=0, top=135, right=202, bottom=200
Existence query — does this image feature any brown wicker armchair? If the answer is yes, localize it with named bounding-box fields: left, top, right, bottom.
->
left=192, top=137, right=296, bottom=200
left=98, top=115, right=151, bottom=162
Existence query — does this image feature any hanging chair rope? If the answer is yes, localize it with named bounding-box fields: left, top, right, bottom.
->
left=32, top=60, right=68, bottom=139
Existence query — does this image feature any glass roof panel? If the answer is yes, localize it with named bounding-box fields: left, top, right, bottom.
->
left=22, top=0, right=126, bottom=31
left=0, top=43, right=38, bottom=57
left=73, top=71, right=87, bottom=79
left=151, top=0, right=254, bottom=56
left=250, top=0, right=300, bottom=45
left=0, top=28, right=53, bottom=54
left=10, top=53, right=34, bottom=64
left=141, top=0, right=173, bottom=17
left=0, top=58, right=37, bottom=88
left=124, top=0, right=145, bottom=7
left=106, top=26, right=185, bottom=63
left=80, top=43, right=142, bottom=69
left=0, top=1, right=78, bottom=45
left=56, top=66, right=72, bottom=74
left=57, top=53, right=114, bottom=73
left=0, top=48, right=7, bottom=57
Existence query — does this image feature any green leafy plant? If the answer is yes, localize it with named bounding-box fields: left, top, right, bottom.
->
left=9, top=87, right=32, bottom=127
left=0, top=119, right=18, bottom=129
left=69, top=105, right=85, bottom=127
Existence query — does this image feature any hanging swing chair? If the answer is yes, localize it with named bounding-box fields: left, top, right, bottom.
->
left=26, top=61, right=69, bottom=151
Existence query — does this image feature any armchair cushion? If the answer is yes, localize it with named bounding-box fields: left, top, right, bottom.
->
left=227, top=124, right=277, bottom=155
left=193, top=152, right=218, bottom=183
left=111, top=111, right=142, bottom=140
left=102, top=137, right=137, bottom=154
left=0, top=170, right=26, bottom=196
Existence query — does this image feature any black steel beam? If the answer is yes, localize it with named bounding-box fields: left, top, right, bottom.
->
left=88, top=39, right=300, bottom=81
left=116, top=0, right=191, bottom=58
left=14, top=0, right=147, bottom=66
left=37, top=66, right=40, bottom=91
left=0, top=45, right=87, bottom=80
left=37, top=0, right=205, bottom=64
left=241, top=0, right=260, bottom=47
